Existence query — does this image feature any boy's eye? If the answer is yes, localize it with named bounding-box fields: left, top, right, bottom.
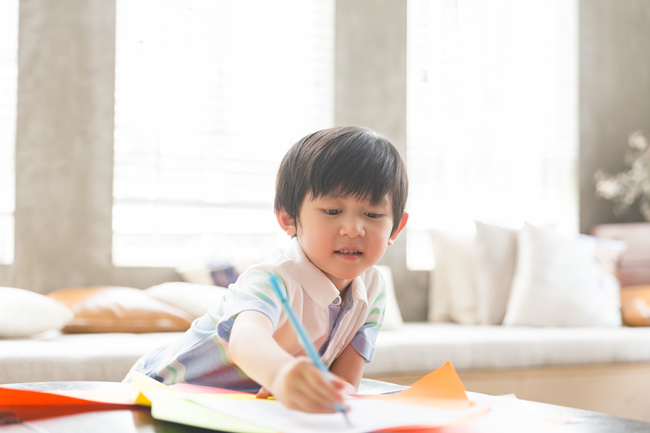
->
left=365, top=213, right=382, bottom=219
left=323, top=209, right=341, bottom=216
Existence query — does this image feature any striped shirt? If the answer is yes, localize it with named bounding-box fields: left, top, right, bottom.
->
left=130, top=238, right=387, bottom=392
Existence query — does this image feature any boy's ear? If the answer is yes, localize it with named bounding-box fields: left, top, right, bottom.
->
left=388, top=212, right=409, bottom=245
left=275, top=209, right=297, bottom=236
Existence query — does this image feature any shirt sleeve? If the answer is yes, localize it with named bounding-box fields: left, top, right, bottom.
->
left=213, top=269, right=285, bottom=343
left=350, top=289, right=387, bottom=364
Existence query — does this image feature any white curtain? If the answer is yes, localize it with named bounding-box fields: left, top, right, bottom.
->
left=406, top=0, right=578, bottom=270
left=0, top=0, right=18, bottom=264
left=113, top=0, right=334, bottom=267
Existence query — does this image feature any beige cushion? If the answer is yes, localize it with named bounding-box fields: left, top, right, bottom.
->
left=0, top=287, right=74, bottom=338
left=47, top=286, right=194, bottom=333
left=621, top=285, right=650, bottom=326
left=429, top=229, right=477, bottom=324
left=473, top=222, right=517, bottom=325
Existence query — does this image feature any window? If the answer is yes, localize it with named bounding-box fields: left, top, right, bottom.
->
left=114, top=0, right=334, bottom=267
left=407, top=0, right=578, bottom=270
left=0, top=0, right=18, bottom=264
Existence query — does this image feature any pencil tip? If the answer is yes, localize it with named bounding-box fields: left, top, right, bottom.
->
left=343, top=411, right=352, bottom=427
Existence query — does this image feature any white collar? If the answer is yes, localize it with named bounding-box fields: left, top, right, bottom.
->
left=288, top=238, right=368, bottom=311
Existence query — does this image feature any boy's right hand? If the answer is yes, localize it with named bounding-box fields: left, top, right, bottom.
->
left=265, top=356, right=349, bottom=414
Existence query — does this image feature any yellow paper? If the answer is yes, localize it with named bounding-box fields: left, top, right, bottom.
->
left=130, top=372, right=275, bottom=432
left=146, top=389, right=278, bottom=433
left=130, top=371, right=176, bottom=406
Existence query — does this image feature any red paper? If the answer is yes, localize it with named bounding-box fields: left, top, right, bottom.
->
left=0, top=387, right=139, bottom=423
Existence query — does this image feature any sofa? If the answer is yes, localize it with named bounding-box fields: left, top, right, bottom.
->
left=2, top=222, right=650, bottom=422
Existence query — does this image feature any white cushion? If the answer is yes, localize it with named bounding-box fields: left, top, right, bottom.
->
left=503, top=223, right=622, bottom=327
left=0, top=287, right=74, bottom=338
left=375, top=266, right=404, bottom=331
left=145, top=282, right=228, bottom=319
left=473, top=222, right=517, bottom=325
left=429, top=229, right=478, bottom=324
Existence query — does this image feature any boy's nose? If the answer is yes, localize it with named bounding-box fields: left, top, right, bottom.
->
left=340, top=218, right=365, bottom=238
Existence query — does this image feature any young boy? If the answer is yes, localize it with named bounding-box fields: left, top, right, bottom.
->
left=126, top=126, right=408, bottom=414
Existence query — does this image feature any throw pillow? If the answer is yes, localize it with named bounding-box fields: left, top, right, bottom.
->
left=589, top=235, right=628, bottom=276
left=375, top=265, right=404, bottom=331
left=503, top=223, right=622, bottom=327
left=620, top=285, right=650, bottom=326
left=473, top=221, right=518, bottom=325
left=176, top=261, right=239, bottom=287
left=145, top=282, right=228, bottom=319
left=0, top=287, right=74, bottom=337
left=47, top=286, right=194, bottom=333
left=429, top=229, right=478, bottom=325
left=175, top=264, right=215, bottom=286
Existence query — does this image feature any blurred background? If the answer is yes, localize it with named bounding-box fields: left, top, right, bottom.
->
left=0, top=0, right=647, bottom=321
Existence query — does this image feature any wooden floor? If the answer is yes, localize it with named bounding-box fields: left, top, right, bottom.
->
left=367, top=362, right=650, bottom=422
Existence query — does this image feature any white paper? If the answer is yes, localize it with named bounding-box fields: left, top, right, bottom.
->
left=465, top=392, right=566, bottom=432
left=185, top=395, right=486, bottom=433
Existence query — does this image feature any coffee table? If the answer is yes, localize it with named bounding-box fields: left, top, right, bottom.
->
left=2, top=380, right=650, bottom=432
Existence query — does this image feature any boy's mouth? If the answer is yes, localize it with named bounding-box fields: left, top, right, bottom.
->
left=335, top=249, right=363, bottom=255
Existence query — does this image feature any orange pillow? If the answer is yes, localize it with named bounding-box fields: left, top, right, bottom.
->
left=620, top=285, right=650, bottom=326
left=47, top=286, right=194, bottom=333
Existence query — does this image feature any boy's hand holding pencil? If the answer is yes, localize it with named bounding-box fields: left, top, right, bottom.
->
left=255, top=356, right=349, bottom=414
left=228, top=274, right=352, bottom=422
left=265, top=274, right=352, bottom=424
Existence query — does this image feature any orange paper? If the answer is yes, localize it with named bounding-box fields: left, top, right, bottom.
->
left=367, top=362, right=491, bottom=433
left=362, top=361, right=474, bottom=410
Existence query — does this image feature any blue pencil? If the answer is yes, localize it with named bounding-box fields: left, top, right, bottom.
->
left=268, top=274, right=352, bottom=427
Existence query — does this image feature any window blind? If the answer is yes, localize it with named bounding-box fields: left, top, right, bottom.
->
left=0, top=0, right=18, bottom=264
left=406, top=0, right=578, bottom=270
left=114, top=0, right=334, bottom=267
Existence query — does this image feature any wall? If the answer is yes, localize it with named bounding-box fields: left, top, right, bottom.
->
left=335, top=0, right=428, bottom=321
left=580, top=0, right=650, bottom=233
left=3, top=0, right=178, bottom=294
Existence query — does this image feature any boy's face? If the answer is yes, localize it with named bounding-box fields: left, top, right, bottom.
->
left=277, top=193, right=408, bottom=292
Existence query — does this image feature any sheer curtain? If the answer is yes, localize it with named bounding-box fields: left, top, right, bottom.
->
left=0, top=0, right=18, bottom=264
left=406, top=0, right=578, bottom=270
left=113, top=0, right=334, bottom=267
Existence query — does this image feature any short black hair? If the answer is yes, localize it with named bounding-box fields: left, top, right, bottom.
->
left=274, top=126, right=408, bottom=235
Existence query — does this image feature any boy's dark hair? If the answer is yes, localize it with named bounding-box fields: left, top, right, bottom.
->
left=274, top=126, right=408, bottom=235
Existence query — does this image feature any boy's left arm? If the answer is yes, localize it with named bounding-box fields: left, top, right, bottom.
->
left=328, top=344, right=366, bottom=394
